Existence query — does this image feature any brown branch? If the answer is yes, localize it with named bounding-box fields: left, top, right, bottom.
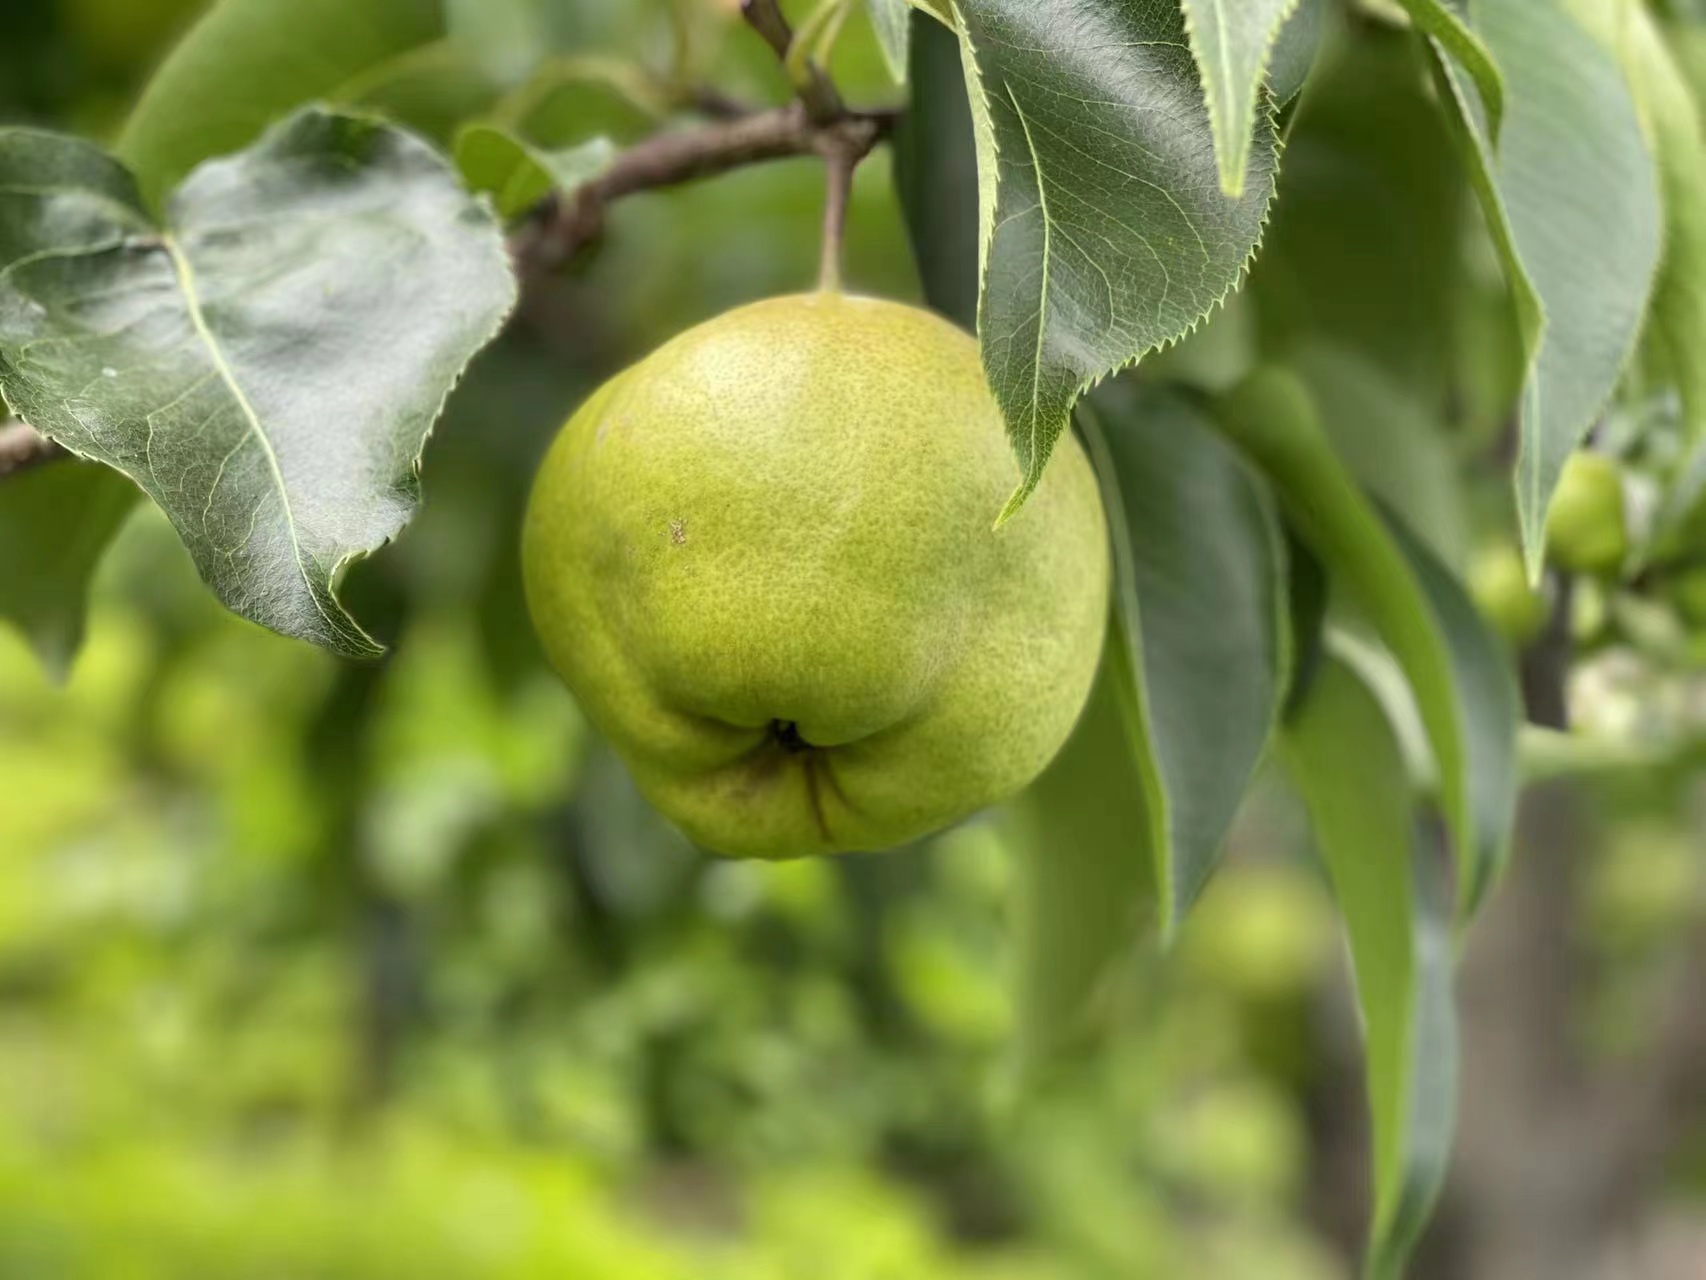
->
left=0, top=420, right=64, bottom=479
left=511, top=102, right=897, bottom=275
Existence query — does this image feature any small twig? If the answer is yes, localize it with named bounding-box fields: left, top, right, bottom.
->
left=0, top=420, right=65, bottom=480
left=740, top=0, right=843, bottom=123
left=513, top=103, right=896, bottom=274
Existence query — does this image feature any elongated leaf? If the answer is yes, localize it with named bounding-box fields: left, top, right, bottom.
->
left=868, top=0, right=913, bottom=83
left=1215, top=368, right=1519, bottom=917
left=947, top=0, right=1276, bottom=521
left=0, top=463, right=137, bottom=675
left=0, top=109, right=516, bottom=658
left=1083, top=383, right=1289, bottom=937
left=1393, top=0, right=1503, bottom=140
left=1282, top=655, right=1458, bottom=1280
left=1005, top=623, right=1159, bottom=1070
left=1268, top=0, right=1327, bottom=106
left=1180, top=0, right=1297, bottom=198
left=1432, top=0, right=1661, bottom=574
left=895, top=10, right=980, bottom=330
left=118, top=0, right=448, bottom=200
left=455, top=125, right=615, bottom=220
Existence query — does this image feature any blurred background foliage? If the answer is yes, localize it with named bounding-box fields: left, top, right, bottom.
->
left=1, top=1, right=1704, bottom=1277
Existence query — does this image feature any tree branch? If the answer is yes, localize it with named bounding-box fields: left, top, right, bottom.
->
left=0, top=420, right=64, bottom=480
left=511, top=102, right=897, bottom=275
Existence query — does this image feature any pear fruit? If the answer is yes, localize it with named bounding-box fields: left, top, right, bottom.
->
left=1545, top=453, right=1629, bottom=576
left=523, top=293, right=1109, bottom=859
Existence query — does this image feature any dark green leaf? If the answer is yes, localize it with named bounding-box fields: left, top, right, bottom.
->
left=1083, top=383, right=1289, bottom=935
left=117, top=0, right=449, bottom=201
left=1215, top=368, right=1519, bottom=917
left=1282, top=655, right=1458, bottom=1280
left=1180, top=0, right=1297, bottom=197
left=1005, top=624, right=1159, bottom=1070
left=0, top=109, right=516, bottom=658
left=0, top=462, right=138, bottom=675
left=1433, top=0, right=1661, bottom=573
left=454, top=125, right=615, bottom=221
left=948, top=0, right=1276, bottom=521
left=894, top=10, right=980, bottom=330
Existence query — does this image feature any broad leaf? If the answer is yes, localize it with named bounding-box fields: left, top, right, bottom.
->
left=868, top=0, right=913, bottom=84
left=946, top=0, right=1276, bottom=521
left=894, top=10, right=981, bottom=330
left=1083, top=383, right=1289, bottom=937
left=0, top=109, right=516, bottom=658
left=1215, top=368, right=1520, bottom=917
left=0, top=463, right=138, bottom=675
left=455, top=125, right=615, bottom=220
left=1249, top=28, right=1470, bottom=411
left=1180, top=0, right=1297, bottom=198
left=117, top=0, right=450, bottom=201
left=1432, top=0, right=1661, bottom=574
left=1282, top=655, right=1458, bottom=1280
left=1005, top=624, right=1159, bottom=1070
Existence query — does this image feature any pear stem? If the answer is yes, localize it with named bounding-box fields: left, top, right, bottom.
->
left=817, top=141, right=857, bottom=293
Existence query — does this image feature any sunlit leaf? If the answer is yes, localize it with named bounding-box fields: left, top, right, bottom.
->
left=1282, top=655, right=1458, bottom=1280
left=944, top=0, right=1275, bottom=521
left=0, top=109, right=516, bottom=657
left=1431, top=0, right=1661, bottom=574
left=455, top=125, right=615, bottom=220
left=1180, top=0, right=1297, bottom=198
left=117, top=0, right=451, bottom=201
left=1083, top=383, right=1289, bottom=937
left=1215, top=368, right=1520, bottom=917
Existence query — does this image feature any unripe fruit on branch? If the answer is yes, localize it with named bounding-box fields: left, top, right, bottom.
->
left=524, top=294, right=1110, bottom=858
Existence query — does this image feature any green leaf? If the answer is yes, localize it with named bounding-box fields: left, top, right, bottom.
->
left=0, top=462, right=138, bottom=675
left=454, top=125, right=615, bottom=221
left=1249, top=27, right=1469, bottom=411
left=1005, top=622, right=1159, bottom=1070
left=1267, top=0, right=1328, bottom=105
left=1628, top=9, right=1706, bottom=443
left=1432, top=0, right=1661, bottom=575
left=1180, top=0, right=1298, bottom=198
left=868, top=0, right=913, bottom=83
left=947, top=0, right=1276, bottom=522
left=117, top=0, right=450, bottom=202
left=1393, top=0, right=1504, bottom=140
left=894, top=10, right=980, bottom=330
left=0, top=109, right=516, bottom=658
left=1281, top=655, right=1458, bottom=1280
left=1215, top=368, right=1520, bottom=917
left=1083, top=383, right=1289, bottom=937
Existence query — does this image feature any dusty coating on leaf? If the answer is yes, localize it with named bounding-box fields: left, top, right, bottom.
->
left=523, top=294, right=1110, bottom=860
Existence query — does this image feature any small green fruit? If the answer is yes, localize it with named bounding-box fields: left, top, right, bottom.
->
left=1469, top=542, right=1548, bottom=644
left=523, top=294, right=1110, bottom=859
left=1545, top=453, right=1629, bottom=575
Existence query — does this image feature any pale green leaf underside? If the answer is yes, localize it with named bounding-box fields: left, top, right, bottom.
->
left=1395, top=0, right=1504, bottom=140
left=948, top=0, right=1276, bottom=521
left=1216, top=368, right=1519, bottom=919
left=455, top=125, right=615, bottom=220
left=1084, top=384, right=1289, bottom=937
left=1180, top=0, right=1297, bottom=198
left=1283, top=655, right=1458, bottom=1280
left=0, top=109, right=516, bottom=658
left=868, top=0, right=914, bottom=84
left=1006, top=623, right=1159, bottom=1071
left=1435, top=0, right=1660, bottom=575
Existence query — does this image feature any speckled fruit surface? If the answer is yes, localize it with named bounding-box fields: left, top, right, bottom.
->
left=523, top=292, right=1110, bottom=858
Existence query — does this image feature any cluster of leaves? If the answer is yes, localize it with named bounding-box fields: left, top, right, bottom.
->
left=5, top=1, right=1706, bottom=1277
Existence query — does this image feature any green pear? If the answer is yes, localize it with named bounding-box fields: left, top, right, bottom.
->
left=1545, top=453, right=1629, bottom=576
left=523, top=293, right=1110, bottom=859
